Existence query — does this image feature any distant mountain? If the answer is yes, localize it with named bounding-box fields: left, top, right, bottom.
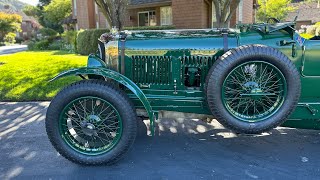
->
left=0, top=0, right=29, bottom=11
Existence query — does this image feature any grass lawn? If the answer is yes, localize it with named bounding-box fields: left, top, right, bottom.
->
left=0, top=51, right=87, bottom=101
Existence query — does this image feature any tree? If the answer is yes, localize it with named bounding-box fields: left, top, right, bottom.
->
left=94, top=0, right=128, bottom=30
left=22, top=3, right=64, bottom=33
left=44, top=0, right=72, bottom=25
left=257, top=0, right=296, bottom=22
left=0, top=12, right=22, bottom=41
left=212, top=0, right=241, bottom=28
left=38, top=0, right=51, bottom=6
left=23, top=5, right=39, bottom=17
left=4, top=32, right=16, bottom=44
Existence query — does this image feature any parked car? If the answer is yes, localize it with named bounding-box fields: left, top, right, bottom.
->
left=46, top=19, right=320, bottom=165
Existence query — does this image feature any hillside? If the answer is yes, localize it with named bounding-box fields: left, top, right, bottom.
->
left=0, top=0, right=28, bottom=11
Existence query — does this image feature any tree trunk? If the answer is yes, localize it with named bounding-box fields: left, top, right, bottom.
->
left=213, top=0, right=241, bottom=28
left=94, top=0, right=127, bottom=30
left=213, top=0, right=221, bottom=27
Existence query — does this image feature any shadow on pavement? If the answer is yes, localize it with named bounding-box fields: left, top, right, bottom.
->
left=0, top=102, right=320, bottom=179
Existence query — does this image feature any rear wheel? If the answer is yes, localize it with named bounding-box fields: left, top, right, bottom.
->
left=206, top=45, right=301, bottom=134
left=46, top=80, right=137, bottom=165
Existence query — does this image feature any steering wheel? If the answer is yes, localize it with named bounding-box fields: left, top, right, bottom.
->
left=267, top=17, right=280, bottom=24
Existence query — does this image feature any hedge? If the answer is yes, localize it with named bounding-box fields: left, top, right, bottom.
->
left=123, top=26, right=175, bottom=31
left=76, top=29, right=110, bottom=55
left=76, top=26, right=175, bottom=55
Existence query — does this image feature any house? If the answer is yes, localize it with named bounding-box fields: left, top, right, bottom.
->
left=72, top=0, right=256, bottom=30
left=72, top=0, right=110, bottom=30
left=286, top=1, right=320, bottom=29
left=1, top=5, right=40, bottom=40
left=18, top=12, right=41, bottom=40
left=126, top=0, right=255, bottom=29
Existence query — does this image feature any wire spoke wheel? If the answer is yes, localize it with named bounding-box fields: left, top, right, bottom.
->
left=46, top=80, right=137, bottom=165
left=59, top=96, right=122, bottom=155
left=206, top=45, right=300, bottom=134
left=222, top=61, right=287, bottom=122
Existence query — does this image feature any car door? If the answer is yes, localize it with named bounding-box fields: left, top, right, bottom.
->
left=302, top=39, right=320, bottom=76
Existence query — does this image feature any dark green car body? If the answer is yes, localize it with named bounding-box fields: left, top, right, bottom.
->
left=53, top=21, right=320, bottom=133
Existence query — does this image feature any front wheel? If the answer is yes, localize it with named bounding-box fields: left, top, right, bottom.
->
left=46, top=80, right=137, bottom=165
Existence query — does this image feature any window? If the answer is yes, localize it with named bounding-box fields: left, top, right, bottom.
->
left=138, top=11, right=156, bottom=26
left=160, top=6, right=172, bottom=26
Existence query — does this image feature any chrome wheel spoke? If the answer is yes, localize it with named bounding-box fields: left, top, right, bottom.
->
left=222, top=61, right=287, bottom=122
left=59, top=96, right=123, bottom=155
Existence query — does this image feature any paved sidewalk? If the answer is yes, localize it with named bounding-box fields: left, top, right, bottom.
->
left=0, top=102, right=320, bottom=179
left=0, top=45, right=28, bottom=55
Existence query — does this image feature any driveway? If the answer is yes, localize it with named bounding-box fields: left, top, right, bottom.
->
left=0, top=45, right=27, bottom=55
left=0, top=102, right=320, bottom=179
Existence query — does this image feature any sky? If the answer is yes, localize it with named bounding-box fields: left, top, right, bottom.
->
left=19, top=0, right=39, bottom=6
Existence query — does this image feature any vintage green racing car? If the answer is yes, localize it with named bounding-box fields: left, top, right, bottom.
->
left=45, top=19, right=320, bottom=165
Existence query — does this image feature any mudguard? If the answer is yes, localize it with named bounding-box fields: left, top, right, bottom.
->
left=50, top=55, right=156, bottom=135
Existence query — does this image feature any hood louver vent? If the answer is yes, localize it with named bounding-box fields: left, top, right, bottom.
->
left=130, top=55, right=218, bottom=88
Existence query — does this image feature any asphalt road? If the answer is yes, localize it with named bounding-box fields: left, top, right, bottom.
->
left=0, top=45, right=28, bottom=55
left=1, top=102, right=320, bottom=180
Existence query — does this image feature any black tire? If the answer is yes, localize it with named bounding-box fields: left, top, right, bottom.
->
left=46, top=80, right=137, bottom=165
left=205, top=45, right=301, bottom=134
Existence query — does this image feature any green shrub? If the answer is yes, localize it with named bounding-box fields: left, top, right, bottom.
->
left=4, top=32, right=16, bottom=44
left=123, top=26, right=175, bottom=31
left=61, top=43, right=74, bottom=52
left=27, top=41, right=36, bottom=50
left=62, top=31, right=77, bottom=51
left=76, top=29, right=110, bottom=55
left=39, top=28, right=58, bottom=38
left=29, top=40, right=50, bottom=50
left=34, top=40, right=50, bottom=50
left=15, top=36, right=24, bottom=44
left=48, top=40, right=63, bottom=50
left=28, top=40, right=64, bottom=51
